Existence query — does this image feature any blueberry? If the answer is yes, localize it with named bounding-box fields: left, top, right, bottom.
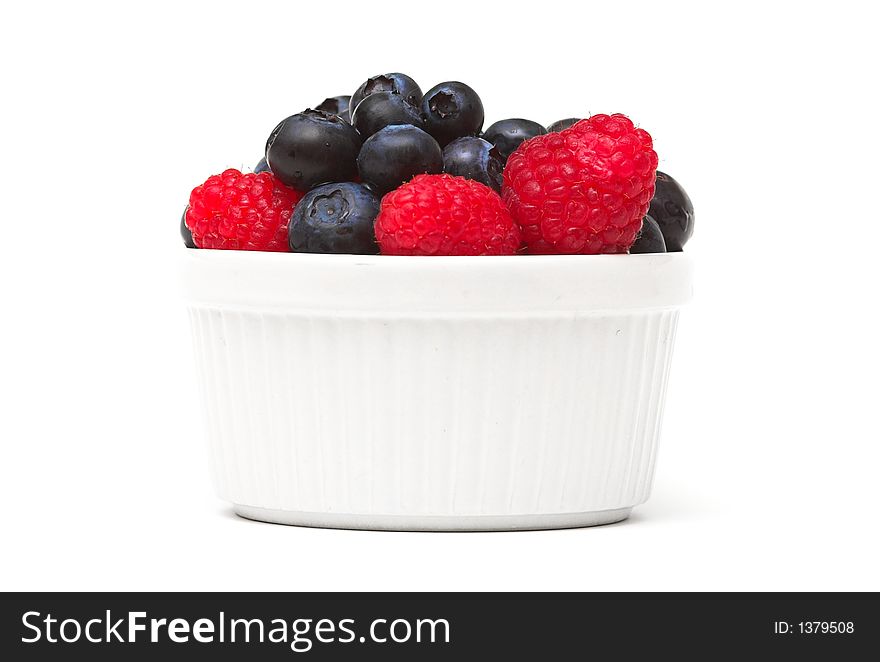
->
left=648, top=171, right=694, bottom=251
left=357, top=124, right=442, bottom=195
left=441, top=137, right=503, bottom=192
left=289, top=182, right=379, bottom=254
left=266, top=109, right=361, bottom=191
left=547, top=117, right=581, bottom=132
left=421, top=81, right=484, bottom=147
left=629, top=215, right=667, bottom=254
left=351, top=91, right=425, bottom=139
left=316, top=95, right=352, bottom=123
left=181, top=207, right=197, bottom=248
left=351, top=73, right=422, bottom=115
left=254, top=157, right=270, bottom=173
left=481, top=118, right=546, bottom=163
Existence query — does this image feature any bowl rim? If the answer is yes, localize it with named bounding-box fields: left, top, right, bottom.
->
left=180, top=249, right=694, bottom=314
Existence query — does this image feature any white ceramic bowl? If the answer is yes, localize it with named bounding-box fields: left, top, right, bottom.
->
left=181, top=250, right=693, bottom=531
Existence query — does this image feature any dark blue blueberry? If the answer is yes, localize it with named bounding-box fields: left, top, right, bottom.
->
left=266, top=109, right=362, bottom=191
left=421, top=81, right=484, bottom=147
left=289, top=182, right=379, bottom=254
left=441, top=137, right=503, bottom=192
left=181, top=207, right=197, bottom=248
left=481, top=118, right=546, bottom=163
left=180, top=206, right=198, bottom=248
left=316, top=95, right=352, bottom=123
left=351, top=91, right=425, bottom=139
left=254, top=157, right=270, bottom=173
left=547, top=117, right=581, bottom=132
left=357, top=124, right=442, bottom=195
left=351, top=73, right=422, bottom=115
left=629, top=215, right=667, bottom=254
left=648, top=171, right=694, bottom=251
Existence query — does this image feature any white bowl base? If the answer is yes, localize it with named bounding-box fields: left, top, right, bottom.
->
left=233, top=504, right=633, bottom=532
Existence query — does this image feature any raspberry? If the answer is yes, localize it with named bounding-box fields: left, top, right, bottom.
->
left=185, top=169, right=303, bottom=251
left=502, top=113, right=658, bottom=254
left=374, top=174, right=521, bottom=255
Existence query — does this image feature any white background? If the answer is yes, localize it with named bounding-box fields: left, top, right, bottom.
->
left=1, top=0, right=878, bottom=591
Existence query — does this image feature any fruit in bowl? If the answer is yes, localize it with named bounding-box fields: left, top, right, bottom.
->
left=182, top=72, right=693, bottom=257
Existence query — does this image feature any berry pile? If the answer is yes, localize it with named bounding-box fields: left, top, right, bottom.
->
left=183, top=73, right=693, bottom=255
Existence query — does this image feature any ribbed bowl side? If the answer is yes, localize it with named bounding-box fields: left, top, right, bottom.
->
left=187, top=307, right=679, bottom=517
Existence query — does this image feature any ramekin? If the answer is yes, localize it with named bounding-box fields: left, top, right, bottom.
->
left=181, top=250, right=692, bottom=531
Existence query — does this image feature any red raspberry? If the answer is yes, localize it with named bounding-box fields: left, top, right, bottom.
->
left=185, top=169, right=303, bottom=251
left=375, top=174, right=521, bottom=255
left=502, top=113, right=658, bottom=254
